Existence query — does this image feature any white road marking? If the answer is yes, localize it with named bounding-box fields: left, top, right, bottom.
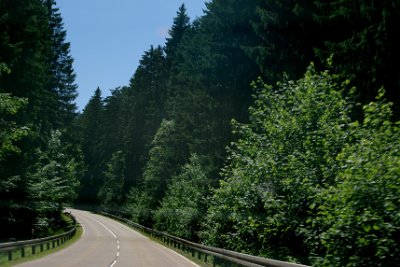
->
left=92, top=217, right=120, bottom=267
left=101, top=215, right=200, bottom=267
left=152, top=241, right=201, bottom=267
left=93, top=218, right=118, bottom=239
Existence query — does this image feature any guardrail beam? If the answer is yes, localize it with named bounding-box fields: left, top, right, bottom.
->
left=0, top=212, right=77, bottom=263
left=99, top=211, right=310, bottom=267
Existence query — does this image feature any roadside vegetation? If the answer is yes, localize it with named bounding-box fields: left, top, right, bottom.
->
left=1, top=0, right=399, bottom=266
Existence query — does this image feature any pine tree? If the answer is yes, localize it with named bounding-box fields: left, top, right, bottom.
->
left=123, top=46, right=168, bottom=192
left=251, top=0, right=322, bottom=83
left=314, top=0, right=400, bottom=115
left=165, top=4, right=191, bottom=64
left=101, top=87, right=127, bottom=161
left=0, top=0, right=57, bottom=134
left=45, top=0, right=78, bottom=127
left=79, top=87, right=104, bottom=203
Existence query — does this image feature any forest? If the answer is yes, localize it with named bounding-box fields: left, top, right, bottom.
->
left=1, top=0, right=399, bottom=266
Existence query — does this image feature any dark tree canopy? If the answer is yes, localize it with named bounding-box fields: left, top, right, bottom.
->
left=1, top=1, right=399, bottom=265
left=0, top=0, right=81, bottom=239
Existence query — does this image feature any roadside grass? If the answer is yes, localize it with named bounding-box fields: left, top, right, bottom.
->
left=0, top=224, right=83, bottom=267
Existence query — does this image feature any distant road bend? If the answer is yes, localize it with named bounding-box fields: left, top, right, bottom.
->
left=16, top=209, right=199, bottom=267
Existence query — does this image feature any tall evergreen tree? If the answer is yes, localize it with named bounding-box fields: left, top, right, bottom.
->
left=252, top=0, right=323, bottom=83
left=0, top=0, right=56, bottom=133
left=164, top=4, right=191, bottom=64
left=45, top=0, right=78, bottom=127
left=79, top=87, right=104, bottom=203
left=101, top=87, right=128, bottom=161
left=0, top=0, right=81, bottom=237
left=123, top=46, right=168, bottom=190
left=314, top=0, right=400, bottom=114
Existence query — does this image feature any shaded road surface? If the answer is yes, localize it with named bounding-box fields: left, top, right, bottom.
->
left=16, top=209, right=199, bottom=267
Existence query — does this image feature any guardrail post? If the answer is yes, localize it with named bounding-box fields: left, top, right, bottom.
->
left=32, top=245, right=36, bottom=255
left=8, top=250, right=12, bottom=261
left=21, top=247, right=25, bottom=257
left=47, top=242, right=50, bottom=250
left=97, top=212, right=311, bottom=267
left=40, top=243, right=44, bottom=252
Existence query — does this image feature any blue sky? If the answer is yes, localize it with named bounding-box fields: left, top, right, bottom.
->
left=57, top=0, right=207, bottom=110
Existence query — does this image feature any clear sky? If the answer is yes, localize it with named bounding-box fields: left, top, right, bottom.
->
left=57, top=0, right=207, bottom=111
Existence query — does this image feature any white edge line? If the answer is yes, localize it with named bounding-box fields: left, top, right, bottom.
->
left=109, top=218, right=200, bottom=267
left=81, top=224, right=86, bottom=237
left=153, top=241, right=201, bottom=267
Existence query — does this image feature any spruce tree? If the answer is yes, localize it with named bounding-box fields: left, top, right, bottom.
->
left=165, top=4, right=191, bottom=64
left=79, top=87, right=104, bottom=203
left=123, top=46, right=168, bottom=191
left=0, top=0, right=56, bottom=134
left=45, top=0, right=78, bottom=128
left=314, top=0, right=400, bottom=115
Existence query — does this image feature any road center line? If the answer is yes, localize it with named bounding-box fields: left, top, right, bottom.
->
left=93, top=218, right=118, bottom=239
left=92, top=217, right=120, bottom=267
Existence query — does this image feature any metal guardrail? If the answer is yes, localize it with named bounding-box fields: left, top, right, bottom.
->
left=101, top=212, right=310, bottom=267
left=0, top=212, right=77, bottom=263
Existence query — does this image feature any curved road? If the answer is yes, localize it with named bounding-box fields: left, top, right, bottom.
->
left=16, top=209, right=199, bottom=267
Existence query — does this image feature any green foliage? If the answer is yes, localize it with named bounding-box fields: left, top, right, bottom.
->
left=98, top=151, right=125, bottom=206
left=203, top=66, right=353, bottom=262
left=78, top=87, right=104, bottom=203
left=124, top=120, right=181, bottom=225
left=0, top=93, right=29, bottom=160
left=0, top=0, right=79, bottom=238
left=45, top=0, right=78, bottom=126
left=122, top=46, right=168, bottom=194
left=314, top=0, right=400, bottom=112
left=164, top=3, right=191, bottom=63
left=28, top=130, right=80, bottom=232
left=0, top=93, right=28, bottom=209
left=252, top=0, right=322, bottom=83
left=70, top=1, right=400, bottom=265
left=316, top=95, right=400, bottom=266
left=154, top=154, right=209, bottom=240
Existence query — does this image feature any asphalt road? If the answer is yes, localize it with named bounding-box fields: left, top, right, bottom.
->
left=16, top=209, right=199, bottom=267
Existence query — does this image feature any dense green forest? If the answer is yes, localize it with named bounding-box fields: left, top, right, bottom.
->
left=1, top=0, right=399, bottom=266
left=0, top=0, right=81, bottom=238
